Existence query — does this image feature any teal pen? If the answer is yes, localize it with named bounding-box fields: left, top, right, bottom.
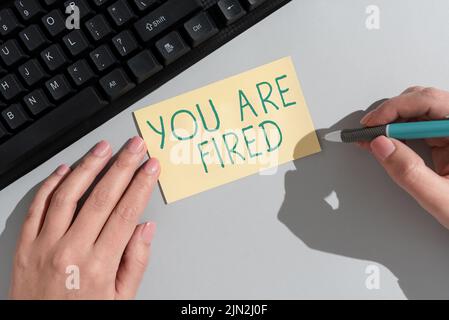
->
left=324, top=119, right=449, bottom=143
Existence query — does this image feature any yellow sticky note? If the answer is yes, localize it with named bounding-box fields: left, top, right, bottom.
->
left=134, top=57, right=321, bottom=203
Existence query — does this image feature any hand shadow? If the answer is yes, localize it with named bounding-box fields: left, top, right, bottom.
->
left=279, top=101, right=449, bottom=299
left=0, top=184, right=39, bottom=299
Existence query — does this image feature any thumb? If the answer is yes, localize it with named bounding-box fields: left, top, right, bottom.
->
left=370, top=136, right=449, bottom=217
left=115, top=222, right=156, bottom=299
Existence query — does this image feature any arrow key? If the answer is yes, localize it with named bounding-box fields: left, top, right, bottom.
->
left=217, top=0, right=246, bottom=25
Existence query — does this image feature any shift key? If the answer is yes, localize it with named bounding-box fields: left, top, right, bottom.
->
left=134, top=0, right=202, bottom=42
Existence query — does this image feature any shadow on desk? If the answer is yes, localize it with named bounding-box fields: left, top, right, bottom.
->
left=0, top=184, right=39, bottom=299
left=3, top=106, right=449, bottom=299
left=279, top=102, right=449, bottom=299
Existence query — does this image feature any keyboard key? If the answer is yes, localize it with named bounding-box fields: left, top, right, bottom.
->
left=217, top=0, right=246, bottom=25
left=112, top=30, right=138, bottom=57
left=0, top=87, right=107, bottom=177
left=45, top=74, right=73, bottom=101
left=18, top=59, right=47, bottom=86
left=243, top=0, right=266, bottom=10
left=41, top=44, right=68, bottom=71
left=0, top=8, right=22, bottom=36
left=0, top=74, right=26, bottom=101
left=127, top=49, right=162, bottom=83
left=2, top=104, right=30, bottom=130
left=133, top=0, right=157, bottom=12
left=94, top=0, right=111, bottom=7
left=90, top=45, right=116, bottom=72
left=19, top=25, right=48, bottom=52
left=68, top=59, right=95, bottom=86
left=63, top=30, right=90, bottom=56
left=42, top=10, right=66, bottom=37
left=184, top=12, right=218, bottom=47
left=64, top=0, right=93, bottom=20
left=100, top=68, right=135, bottom=100
left=23, top=89, right=53, bottom=116
left=155, top=31, right=190, bottom=65
left=0, top=40, right=27, bottom=66
left=85, top=14, right=113, bottom=41
left=108, top=0, right=135, bottom=27
left=14, top=0, right=45, bottom=21
left=0, top=0, right=285, bottom=192
left=134, top=0, right=202, bottom=42
left=43, top=0, right=59, bottom=6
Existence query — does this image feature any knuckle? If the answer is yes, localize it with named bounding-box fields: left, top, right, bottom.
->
left=375, top=100, right=392, bottom=114
left=52, top=189, right=73, bottom=209
left=26, top=205, right=40, bottom=220
left=85, top=259, right=104, bottom=278
left=77, top=157, right=95, bottom=172
left=397, top=158, right=424, bottom=186
left=114, top=203, right=139, bottom=223
left=123, top=251, right=148, bottom=272
left=87, top=187, right=110, bottom=209
left=14, top=252, right=29, bottom=270
left=134, top=173, right=153, bottom=192
left=421, top=87, right=441, bottom=100
left=114, top=154, right=136, bottom=169
left=133, top=255, right=148, bottom=271
left=51, top=248, right=75, bottom=272
left=406, top=86, right=424, bottom=93
left=40, top=178, right=56, bottom=192
left=134, top=250, right=149, bottom=270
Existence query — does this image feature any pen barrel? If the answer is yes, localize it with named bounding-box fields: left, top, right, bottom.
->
left=341, top=126, right=387, bottom=143
left=388, top=120, right=449, bottom=140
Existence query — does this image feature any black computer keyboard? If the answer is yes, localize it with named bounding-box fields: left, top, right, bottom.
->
left=0, top=0, right=290, bottom=190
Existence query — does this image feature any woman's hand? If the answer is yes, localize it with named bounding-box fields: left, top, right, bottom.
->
left=9, top=137, right=160, bottom=300
left=360, top=86, right=449, bottom=229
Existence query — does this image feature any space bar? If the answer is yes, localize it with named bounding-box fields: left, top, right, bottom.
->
left=0, top=87, right=107, bottom=175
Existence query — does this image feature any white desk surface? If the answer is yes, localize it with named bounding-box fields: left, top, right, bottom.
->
left=2, top=0, right=449, bottom=299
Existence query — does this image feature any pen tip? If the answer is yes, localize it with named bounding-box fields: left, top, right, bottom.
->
left=324, top=130, right=343, bottom=142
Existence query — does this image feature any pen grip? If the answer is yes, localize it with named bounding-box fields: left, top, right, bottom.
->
left=341, top=126, right=387, bottom=143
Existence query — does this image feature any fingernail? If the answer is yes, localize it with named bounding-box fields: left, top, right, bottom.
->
left=144, top=158, right=160, bottom=175
left=56, top=164, right=70, bottom=176
left=127, top=136, right=144, bottom=154
left=92, top=140, right=110, bottom=157
left=371, top=136, right=396, bottom=161
left=141, top=222, right=156, bottom=244
left=360, top=111, right=374, bottom=125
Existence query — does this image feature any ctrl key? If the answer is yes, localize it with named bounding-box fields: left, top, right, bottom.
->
left=184, top=12, right=219, bottom=47
left=1, top=104, right=30, bottom=131
left=100, top=68, right=136, bottom=100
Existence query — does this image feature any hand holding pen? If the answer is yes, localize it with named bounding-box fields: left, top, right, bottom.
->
left=329, top=86, right=449, bottom=229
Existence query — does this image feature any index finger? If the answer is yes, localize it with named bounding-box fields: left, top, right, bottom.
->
left=364, top=87, right=449, bottom=127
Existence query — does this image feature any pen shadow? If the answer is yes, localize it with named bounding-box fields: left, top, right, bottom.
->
left=279, top=101, right=449, bottom=299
